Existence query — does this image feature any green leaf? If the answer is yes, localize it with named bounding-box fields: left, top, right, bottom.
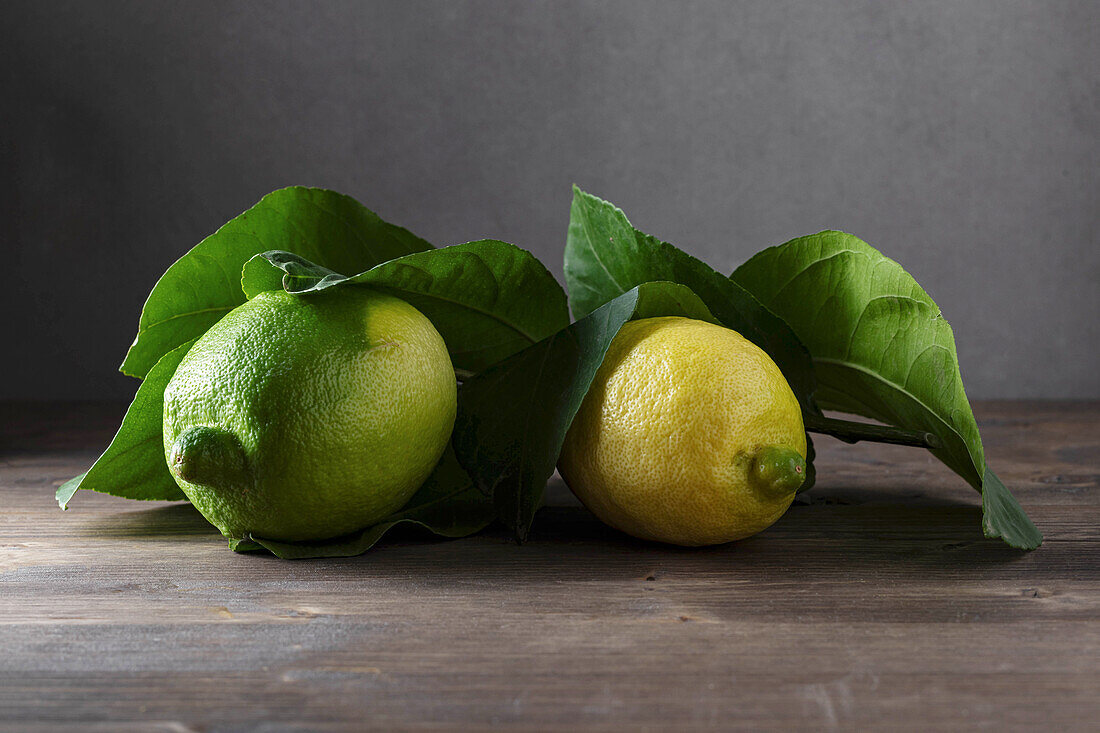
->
left=454, top=281, right=718, bottom=540
left=241, top=250, right=346, bottom=298
left=237, top=447, right=494, bottom=559
left=564, top=186, right=817, bottom=412
left=981, top=468, right=1042, bottom=548
left=55, top=472, right=87, bottom=509
left=58, top=340, right=196, bottom=508
left=731, top=231, right=1041, bottom=549
left=228, top=538, right=265, bottom=553
left=243, top=240, right=570, bottom=373
left=121, top=187, right=433, bottom=379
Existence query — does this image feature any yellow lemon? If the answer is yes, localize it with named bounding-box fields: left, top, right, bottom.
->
left=163, top=288, right=456, bottom=542
left=559, top=316, right=806, bottom=545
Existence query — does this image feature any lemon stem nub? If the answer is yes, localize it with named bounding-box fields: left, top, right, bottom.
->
left=750, top=445, right=806, bottom=497
left=169, top=426, right=248, bottom=488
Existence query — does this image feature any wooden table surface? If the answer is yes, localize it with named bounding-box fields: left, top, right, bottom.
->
left=2, top=400, right=1097, bottom=731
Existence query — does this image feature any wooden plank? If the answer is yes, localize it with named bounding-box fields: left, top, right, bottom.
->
left=1, top=401, right=1098, bottom=731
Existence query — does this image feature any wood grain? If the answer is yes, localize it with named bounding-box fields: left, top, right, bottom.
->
left=1, top=401, right=1098, bottom=731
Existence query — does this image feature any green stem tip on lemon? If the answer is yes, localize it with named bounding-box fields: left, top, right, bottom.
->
left=169, top=425, right=249, bottom=488
left=749, top=445, right=806, bottom=497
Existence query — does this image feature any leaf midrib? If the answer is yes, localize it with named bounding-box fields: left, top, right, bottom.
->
left=366, top=281, right=542, bottom=344
left=136, top=305, right=235, bottom=334
left=576, top=197, right=628, bottom=297
left=813, top=355, right=983, bottom=483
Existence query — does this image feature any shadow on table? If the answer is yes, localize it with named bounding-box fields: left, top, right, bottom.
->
left=468, top=489, right=1045, bottom=578
left=71, top=484, right=1045, bottom=576
left=78, top=503, right=220, bottom=539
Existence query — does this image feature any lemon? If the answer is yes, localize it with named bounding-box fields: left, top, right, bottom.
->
left=162, top=288, right=456, bottom=542
left=559, top=316, right=806, bottom=546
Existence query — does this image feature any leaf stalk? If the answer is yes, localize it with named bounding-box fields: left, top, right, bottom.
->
left=804, top=413, right=940, bottom=450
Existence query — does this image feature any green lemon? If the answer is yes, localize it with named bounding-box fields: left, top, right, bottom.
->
left=559, top=316, right=806, bottom=546
left=163, top=288, right=456, bottom=542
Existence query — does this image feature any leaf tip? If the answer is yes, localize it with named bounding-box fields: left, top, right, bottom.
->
left=228, top=536, right=266, bottom=554
left=56, top=472, right=86, bottom=510
left=981, top=468, right=1044, bottom=550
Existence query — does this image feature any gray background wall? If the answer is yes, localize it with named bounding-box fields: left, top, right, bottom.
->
left=2, top=0, right=1097, bottom=400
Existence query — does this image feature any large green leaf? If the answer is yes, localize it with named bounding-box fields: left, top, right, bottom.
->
left=120, top=187, right=433, bottom=379
left=453, top=281, right=718, bottom=540
left=564, top=186, right=817, bottom=412
left=57, top=340, right=196, bottom=508
left=241, top=240, right=569, bottom=373
left=233, top=447, right=494, bottom=559
left=732, top=231, right=1041, bottom=549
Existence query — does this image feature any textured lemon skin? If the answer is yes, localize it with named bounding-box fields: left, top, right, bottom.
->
left=163, top=288, right=456, bottom=542
left=558, top=317, right=806, bottom=546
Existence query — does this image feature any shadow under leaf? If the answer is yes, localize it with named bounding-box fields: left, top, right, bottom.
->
left=79, top=503, right=219, bottom=539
